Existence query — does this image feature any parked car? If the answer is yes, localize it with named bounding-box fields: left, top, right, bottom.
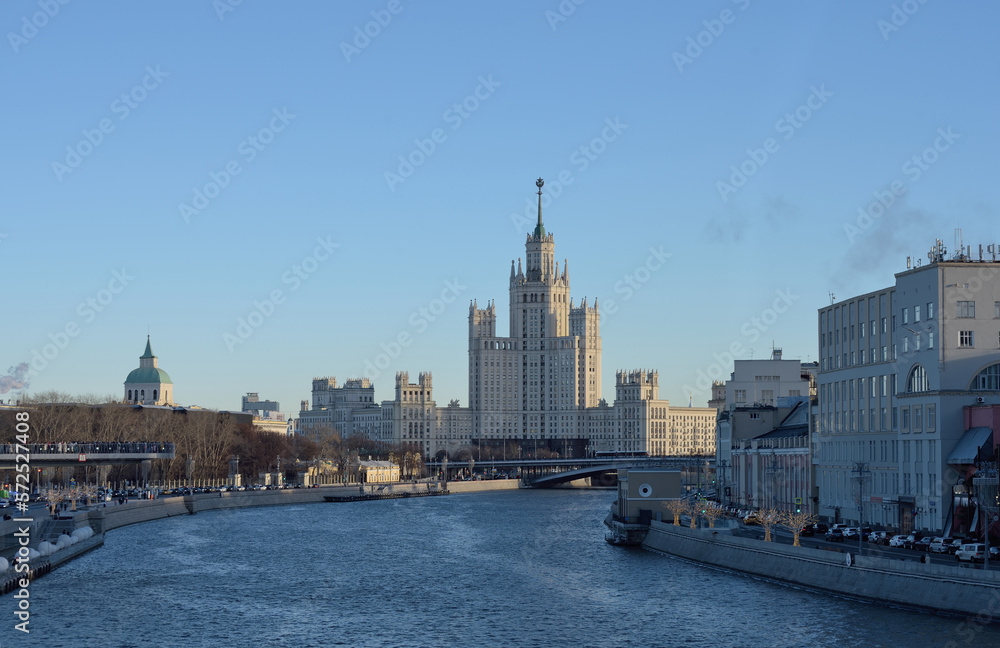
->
left=799, top=525, right=815, bottom=537
left=990, top=546, right=1000, bottom=561
left=956, top=543, right=987, bottom=563
left=903, top=534, right=920, bottom=550
left=928, top=537, right=952, bottom=554
left=843, top=527, right=859, bottom=540
left=825, top=528, right=845, bottom=542
left=914, top=537, right=934, bottom=552
left=947, top=539, right=964, bottom=555
left=889, top=535, right=909, bottom=548
left=743, top=514, right=760, bottom=526
left=868, top=531, right=889, bottom=544
left=813, top=523, right=829, bottom=534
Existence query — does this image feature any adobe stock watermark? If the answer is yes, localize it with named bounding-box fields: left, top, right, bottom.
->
left=362, top=278, right=467, bottom=380
left=384, top=75, right=500, bottom=192
left=509, top=117, right=627, bottom=234
left=599, top=246, right=672, bottom=326
left=672, top=0, right=752, bottom=73
left=682, top=288, right=799, bottom=397
left=545, top=0, right=586, bottom=31
left=213, top=0, right=243, bottom=21
left=179, top=107, right=295, bottom=223
left=716, top=84, right=832, bottom=202
left=223, top=236, right=338, bottom=352
left=51, top=65, right=169, bottom=182
left=7, top=0, right=71, bottom=54
left=843, top=127, right=958, bottom=244
left=26, top=268, right=134, bottom=379
left=340, top=0, right=410, bottom=62
left=878, top=0, right=930, bottom=42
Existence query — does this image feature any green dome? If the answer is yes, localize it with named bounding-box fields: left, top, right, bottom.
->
left=125, top=367, right=173, bottom=384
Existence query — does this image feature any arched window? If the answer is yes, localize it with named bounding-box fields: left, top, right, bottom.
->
left=971, top=363, right=1000, bottom=390
left=140, top=389, right=145, bottom=400
left=127, top=390, right=132, bottom=401
left=153, top=389, right=158, bottom=401
left=906, top=365, right=929, bottom=393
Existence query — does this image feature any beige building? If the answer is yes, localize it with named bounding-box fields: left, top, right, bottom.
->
left=358, top=460, right=399, bottom=483
left=295, top=180, right=717, bottom=461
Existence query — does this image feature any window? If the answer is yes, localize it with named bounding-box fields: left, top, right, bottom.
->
left=957, top=301, right=975, bottom=318
left=914, top=305, right=920, bottom=322
left=734, top=389, right=747, bottom=403
left=750, top=412, right=760, bottom=420
left=959, top=331, right=974, bottom=348
left=913, top=405, right=922, bottom=431
left=906, top=365, right=929, bottom=393
left=929, top=332, right=934, bottom=349
left=927, top=302, right=933, bottom=319
left=972, top=364, right=1000, bottom=390
left=927, top=405, right=936, bottom=430
left=902, top=407, right=910, bottom=431
left=996, top=301, right=1000, bottom=319
left=903, top=308, right=909, bottom=325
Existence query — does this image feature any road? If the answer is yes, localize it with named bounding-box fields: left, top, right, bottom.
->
left=731, top=521, right=993, bottom=569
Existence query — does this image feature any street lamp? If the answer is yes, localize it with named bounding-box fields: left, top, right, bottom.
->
left=718, top=459, right=730, bottom=507
left=765, top=451, right=780, bottom=510
left=974, top=461, right=998, bottom=572
left=852, top=462, right=871, bottom=555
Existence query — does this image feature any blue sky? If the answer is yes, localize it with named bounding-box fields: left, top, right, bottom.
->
left=2, top=0, right=999, bottom=416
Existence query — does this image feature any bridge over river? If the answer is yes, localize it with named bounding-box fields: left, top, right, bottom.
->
left=0, top=442, right=175, bottom=469
left=426, top=455, right=713, bottom=487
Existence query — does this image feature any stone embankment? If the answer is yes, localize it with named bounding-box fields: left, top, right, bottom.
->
left=643, top=520, right=1000, bottom=620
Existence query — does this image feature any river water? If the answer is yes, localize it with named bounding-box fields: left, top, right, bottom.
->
left=15, top=489, right=1000, bottom=647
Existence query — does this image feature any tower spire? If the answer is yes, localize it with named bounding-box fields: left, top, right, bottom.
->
left=533, top=177, right=546, bottom=239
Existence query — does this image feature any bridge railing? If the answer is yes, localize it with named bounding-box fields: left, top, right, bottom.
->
left=0, top=442, right=175, bottom=456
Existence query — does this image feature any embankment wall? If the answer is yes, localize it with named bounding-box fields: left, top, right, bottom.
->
left=643, top=521, right=1000, bottom=619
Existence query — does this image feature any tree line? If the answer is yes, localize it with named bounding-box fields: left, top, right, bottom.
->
left=0, top=392, right=426, bottom=486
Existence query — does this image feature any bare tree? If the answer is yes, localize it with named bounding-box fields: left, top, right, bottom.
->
left=757, top=507, right=783, bottom=542
left=780, top=510, right=818, bottom=547
left=663, top=499, right=687, bottom=526
left=700, top=499, right=725, bottom=529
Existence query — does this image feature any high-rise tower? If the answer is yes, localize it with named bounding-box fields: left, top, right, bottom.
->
left=469, top=179, right=601, bottom=457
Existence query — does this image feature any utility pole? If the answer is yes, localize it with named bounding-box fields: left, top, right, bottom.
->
left=973, top=461, right=998, bottom=572
left=765, top=451, right=780, bottom=510
left=852, top=462, right=871, bottom=555
left=718, top=459, right=730, bottom=507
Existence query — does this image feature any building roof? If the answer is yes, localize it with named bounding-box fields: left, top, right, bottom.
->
left=359, top=460, right=397, bottom=468
left=140, top=336, right=155, bottom=359
left=754, top=399, right=809, bottom=440
left=125, top=367, right=173, bottom=385
left=946, top=426, right=993, bottom=465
